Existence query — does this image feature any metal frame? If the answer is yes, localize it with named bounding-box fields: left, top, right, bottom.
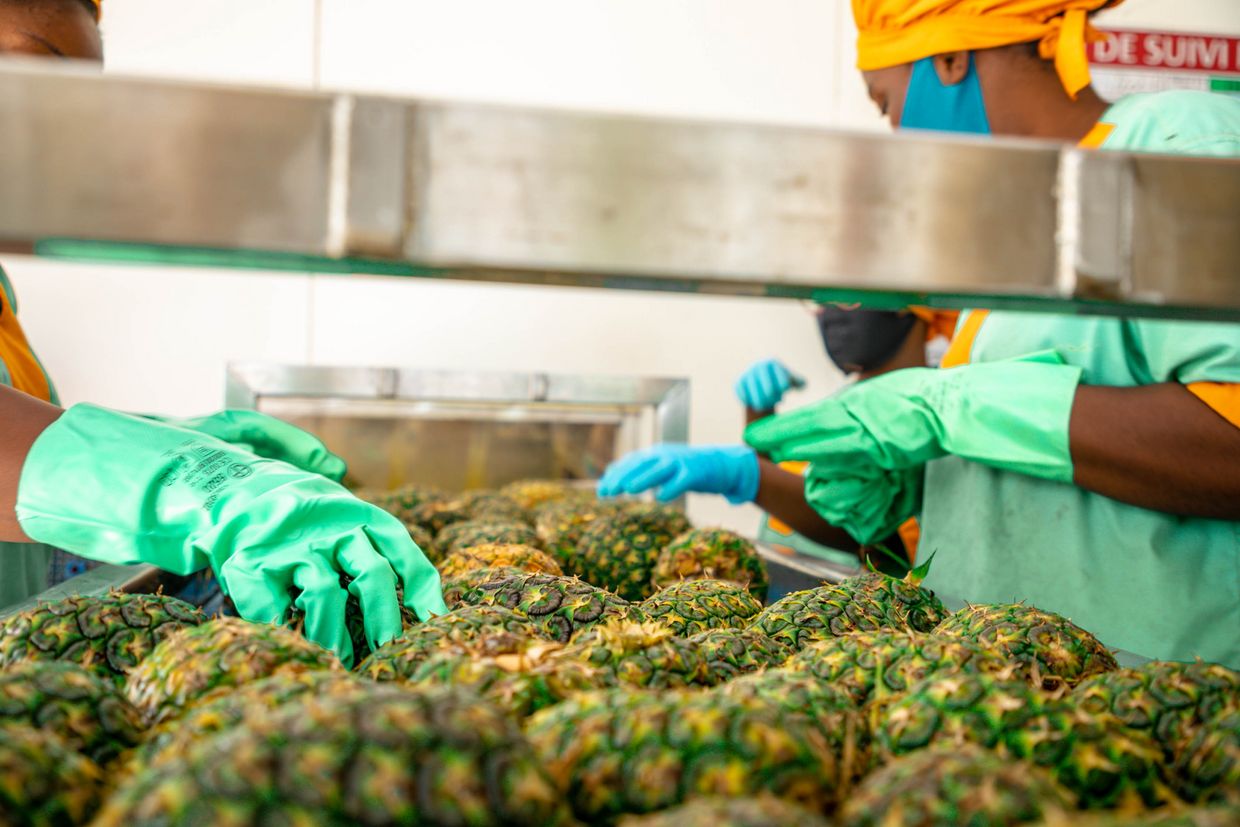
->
left=0, top=61, right=1235, bottom=319
left=225, top=363, right=691, bottom=445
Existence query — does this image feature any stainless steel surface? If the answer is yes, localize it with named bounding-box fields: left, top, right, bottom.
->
left=0, top=62, right=1235, bottom=318
left=227, top=363, right=689, bottom=491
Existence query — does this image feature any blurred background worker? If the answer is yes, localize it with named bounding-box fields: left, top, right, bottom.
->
left=601, top=305, right=957, bottom=573
left=747, top=0, right=1240, bottom=668
left=0, top=0, right=445, bottom=665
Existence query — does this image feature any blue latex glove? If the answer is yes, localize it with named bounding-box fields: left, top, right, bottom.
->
left=735, top=359, right=806, bottom=412
left=597, top=445, right=760, bottom=504
left=142, top=410, right=347, bottom=482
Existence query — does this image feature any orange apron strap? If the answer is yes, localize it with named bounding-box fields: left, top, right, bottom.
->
left=896, top=518, right=921, bottom=563
left=940, top=310, right=990, bottom=369
left=0, top=286, right=53, bottom=402
left=1078, top=121, right=1116, bottom=150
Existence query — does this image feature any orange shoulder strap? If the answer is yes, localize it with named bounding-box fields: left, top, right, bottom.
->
left=0, top=285, right=53, bottom=402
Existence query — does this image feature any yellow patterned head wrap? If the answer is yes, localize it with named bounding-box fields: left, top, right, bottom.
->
left=852, top=0, right=1124, bottom=99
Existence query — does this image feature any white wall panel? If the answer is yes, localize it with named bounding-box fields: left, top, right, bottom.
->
left=2, top=257, right=310, bottom=414
left=100, top=0, right=318, bottom=88
left=318, top=0, right=841, bottom=126
left=1095, top=1, right=1240, bottom=33
left=307, top=276, right=843, bottom=530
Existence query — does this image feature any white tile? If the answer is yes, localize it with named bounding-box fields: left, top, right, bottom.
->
left=1, top=256, right=311, bottom=414
left=308, top=275, right=844, bottom=531
left=318, top=0, right=839, bottom=127
left=100, top=0, right=317, bottom=88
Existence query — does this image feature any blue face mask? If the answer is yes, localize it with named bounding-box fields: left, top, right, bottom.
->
left=900, top=54, right=991, bottom=135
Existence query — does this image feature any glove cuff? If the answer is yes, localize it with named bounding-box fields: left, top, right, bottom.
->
left=722, top=447, right=761, bottom=504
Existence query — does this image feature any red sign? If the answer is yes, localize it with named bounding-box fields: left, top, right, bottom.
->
left=1090, top=29, right=1240, bottom=74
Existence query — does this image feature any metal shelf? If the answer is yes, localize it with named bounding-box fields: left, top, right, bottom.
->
left=1, top=60, right=1237, bottom=319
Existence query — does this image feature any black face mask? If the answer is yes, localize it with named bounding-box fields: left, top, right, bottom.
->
left=815, top=306, right=917, bottom=375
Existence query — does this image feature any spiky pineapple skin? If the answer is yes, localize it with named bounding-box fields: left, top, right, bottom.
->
left=785, top=630, right=1017, bottom=706
left=750, top=577, right=936, bottom=651
left=0, top=593, right=206, bottom=684
left=875, top=673, right=1172, bottom=810
left=356, top=604, right=540, bottom=681
left=535, top=499, right=619, bottom=573
left=94, top=686, right=572, bottom=827
left=652, top=528, right=768, bottom=597
left=617, top=796, right=832, bottom=827
left=453, top=570, right=645, bottom=642
left=0, top=661, right=143, bottom=766
left=839, top=571, right=947, bottom=633
left=126, top=670, right=372, bottom=772
left=456, top=490, right=533, bottom=525
left=0, top=724, right=104, bottom=827
left=437, top=520, right=542, bottom=557
left=406, top=643, right=606, bottom=718
left=1074, top=661, right=1240, bottom=767
left=405, top=522, right=439, bottom=564
left=441, top=566, right=528, bottom=607
left=576, top=508, right=691, bottom=601
left=641, top=579, right=763, bottom=636
left=934, top=603, right=1118, bottom=686
left=1173, top=709, right=1239, bottom=805
left=553, top=621, right=714, bottom=689
left=687, top=627, right=791, bottom=682
left=439, top=543, right=563, bottom=579
left=501, top=479, right=573, bottom=510
left=369, top=483, right=447, bottom=523
left=839, top=744, right=1076, bottom=827
left=526, top=688, right=845, bottom=823
left=125, top=617, right=339, bottom=726
left=717, top=669, right=869, bottom=778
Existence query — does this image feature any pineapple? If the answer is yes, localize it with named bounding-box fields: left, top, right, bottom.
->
left=356, top=604, right=541, bottom=681
left=441, top=565, right=528, bottom=607
left=0, top=592, right=206, bottom=684
left=407, top=497, right=472, bottom=535
left=0, top=661, right=143, bottom=766
left=717, top=669, right=869, bottom=778
left=405, top=642, right=607, bottom=718
left=501, top=479, right=573, bottom=510
left=457, top=490, right=533, bottom=525
left=785, top=630, right=1017, bottom=706
left=526, top=688, right=846, bottom=823
left=94, top=686, right=572, bottom=826
left=437, top=519, right=542, bottom=557
left=875, top=672, right=1172, bottom=810
left=1074, top=661, right=1240, bottom=767
left=553, top=620, right=714, bottom=689
left=1173, top=709, right=1239, bottom=805
left=406, top=522, right=440, bottom=564
left=687, top=627, right=792, bottom=682
left=452, top=570, right=646, bottom=642
left=750, top=573, right=940, bottom=652
left=641, top=579, right=764, bottom=636
left=576, top=507, right=691, bottom=601
left=125, top=617, right=339, bottom=726
left=1043, top=807, right=1240, bottom=827
left=0, top=724, right=103, bottom=827
left=127, top=671, right=374, bottom=771
left=370, top=483, right=448, bottom=523
left=439, top=543, right=564, bottom=579
left=651, top=528, right=768, bottom=597
left=617, top=796, right=832, bottom=827
left=535, top=498, right=620, bottom=573
left=839, top=744, right=1076, bottom=827
left=934, top=603, right=1118, bottom=687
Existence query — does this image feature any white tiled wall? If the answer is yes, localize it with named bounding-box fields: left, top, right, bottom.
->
left=7, top=1, right=1239, bottom=530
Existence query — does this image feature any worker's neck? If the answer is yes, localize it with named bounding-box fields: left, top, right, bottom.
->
left=978, top=54, right=1111, bottom=143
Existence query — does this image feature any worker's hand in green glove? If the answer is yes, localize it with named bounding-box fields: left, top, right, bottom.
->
left=143, top=410, right=346, bottom=482
left=745, top=351, right=1082, bottom=482
left=802, top=464, right=924, bottom=546
left=16, top=404, right=446, bottom=666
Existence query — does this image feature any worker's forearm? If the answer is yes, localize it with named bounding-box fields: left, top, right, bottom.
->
left=1070, top=383, right=1240, bottom=520
left=0, top=386, right=63, bottom=542
left=752, top=459, right=861, bottom=552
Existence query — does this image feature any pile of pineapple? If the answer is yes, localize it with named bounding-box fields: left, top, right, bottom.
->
left=0, top=479, right=1235, bottom=826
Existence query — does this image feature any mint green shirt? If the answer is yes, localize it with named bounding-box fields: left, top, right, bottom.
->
left=920, top=91, right=1240, bottom=667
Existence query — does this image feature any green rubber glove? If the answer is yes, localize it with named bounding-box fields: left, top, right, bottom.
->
left=745, top=352, right=1082, bottom=543
left=142, top=410, right=346, bottom=482
left=16, top=404, right=446, bottom=666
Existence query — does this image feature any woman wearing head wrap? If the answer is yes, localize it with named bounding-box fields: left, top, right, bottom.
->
left=0, top=1, right=447, bottom=666
left=747, top=0, right=1240, bottom=666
